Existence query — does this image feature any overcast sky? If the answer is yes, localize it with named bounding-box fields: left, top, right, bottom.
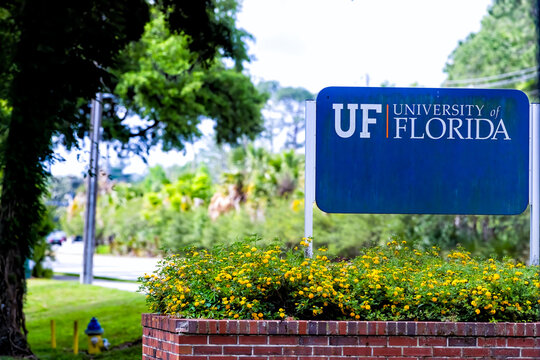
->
left=51, top=0, right=493, bottom=176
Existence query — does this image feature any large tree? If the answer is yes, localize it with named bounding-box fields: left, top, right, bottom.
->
left=444, top=0, right=538, bottom=100
left=0, top=0, right=263, bottom=356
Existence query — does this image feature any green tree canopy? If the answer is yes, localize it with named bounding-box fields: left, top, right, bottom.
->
left=0, top=0, right=263, bottom=356
left=444, top=0, right=538, bottom=100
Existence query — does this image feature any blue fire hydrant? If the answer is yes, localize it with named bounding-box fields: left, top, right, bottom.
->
left=85, top=317, right=109, bottom=354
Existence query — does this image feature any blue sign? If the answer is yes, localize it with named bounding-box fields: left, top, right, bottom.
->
left=315, top=87, right=529, bottom=214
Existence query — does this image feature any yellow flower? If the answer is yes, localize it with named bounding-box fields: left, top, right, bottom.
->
left=404, top=305, right=410, bottom=311
left=432, top=297, right=437, bottom=302
left=475, top=309, right=481, bottom=315
left=365, top=304, right=371, bottom=310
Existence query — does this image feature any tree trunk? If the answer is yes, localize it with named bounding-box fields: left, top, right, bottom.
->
left=0, top=98, right=51, bottom=356
left=0, top=248, right=31, bottom=357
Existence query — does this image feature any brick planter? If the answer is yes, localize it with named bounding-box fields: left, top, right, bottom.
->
left=142, top=314, right=540, bottom=360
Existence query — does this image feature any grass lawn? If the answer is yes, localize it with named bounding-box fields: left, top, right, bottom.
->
left=1, top=279, right=148, bottom=359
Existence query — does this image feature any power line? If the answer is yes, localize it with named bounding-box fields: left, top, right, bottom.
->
left=443, top=66, right=539, bottom=86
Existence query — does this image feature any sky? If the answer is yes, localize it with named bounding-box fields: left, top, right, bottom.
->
left=51, top=0, right=493, bottom=177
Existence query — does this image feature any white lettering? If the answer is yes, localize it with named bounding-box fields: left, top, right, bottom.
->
left=426, top=117, right=446, bottom=139
left=333, top=103, right=356, bottom=138
left=410, top=118, right=424, bottom=139
left=492, top=119, right=511, bottom=140
left=448, top=118, right=464, bottom=140
left=475, top=118, right=494, bottom=140
left=394, top=117, right=408, bottom=139
left=359, top=104, right=381, bottom=138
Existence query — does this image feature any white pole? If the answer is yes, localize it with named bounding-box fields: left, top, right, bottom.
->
left=81, top=93, right=102, bottom=284
left=304, top=100, right=316, bottom=258
left=530, top=103, right=540, bottom=266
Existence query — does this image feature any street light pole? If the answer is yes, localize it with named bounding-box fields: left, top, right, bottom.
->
left=81, top=93, right=102, bottom=284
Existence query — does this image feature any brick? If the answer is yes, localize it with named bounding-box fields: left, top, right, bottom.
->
left=298, top=320, right=308, bottom=335
left=282, top=346, right=312, bottom=355
left=268, top=321, right=278, bottom=334
left=416, top=322, right=427, bottom=335
left=299, top=357, right=327, bottom=360
left=227, top=320, right=238, bottom=333
left=357, top=321, right=368, bottom=335
left=448, top=337, right=476, bottom=347
left=269, top=335, right=299, bottom=345
left=177, top=335, right=208, bottom=344
left=342, top=346, right=371, bottom=356
left=223, top=345, right=252, bottom=355
left=300, top=336, right=328, bottom=345
left=348, top=321, right=357, bottom=335
left=209, top=335, right=237, bottom=344
left=338, top=321, right=348, bottom=335
left=308, top=321, right=318, bottom=335
left=485, top=323, right=496, bottom=336
left=253, top=346, right=283, bottom=355
left=327, top=321, right=338, bottom=335
left=278, top=321, right=288, bottom=334
left=433, top=347, right=461, bottom=357
left=239, top=335, right=267, bottom=344
left=477, top=337, right=506, bottom=347
left=463, top=347, right=491, bottom=357
left=257, top=321, right=268, bottom=335
left=367, top=322, right=377, bottom=335
left=178, top=357, right=206, bottom=360
left=440, top=322, right=458, bottom=336
left=386, top=321, right=396, bottom=335
left=208, top=357, right=237, bottom=360
left=397, top=321, right=407, bottom=335
left=318, top=321, right=327, bottom=334
left=238, top=320, right=249, bottom=334
left=193, top=346, right=222, bottom=355
left=507, top=337, right=536, bottom=347
left=522, top=348, right=540, bottom=357
left=388, top=336, right=418, bottom=346
left=402, top=347, right=432, bottom=356
left=525, top=323, right=535, bottom=336
left=329, top=336, right=357, bottom=346
left=286, top=321, right=298, bottom=335
left=313, top=346, right=343, bottom=356
left=491, top=348, right=520, bottom=357
left=174, top=346, right=192, bottom=355
left=407, top=322, right=416, bottom=335
left=208, top=320, right=218, bottom=334
left=494, top=322, right=506, bottom=336
left=372, top=347, right=402, bottom=356
left=219, top=321, right=228, bottom=334
left=358, top=335, right=387, bottom=346
left=516, top=322, right=525, bottom=336
left=418, top=336, right=446, bottom=346
left=376, top=321, right=387, bottom=335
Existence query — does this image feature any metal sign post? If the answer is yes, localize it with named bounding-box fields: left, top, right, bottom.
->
left=81, top=93, right=102, bottom=284
left=304, top=100, right=316, bottom=258
left=530, top=103, right=540, bottom=265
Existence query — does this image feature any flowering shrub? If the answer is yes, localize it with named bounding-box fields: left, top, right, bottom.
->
left=139, top=236, right=540, bottom=322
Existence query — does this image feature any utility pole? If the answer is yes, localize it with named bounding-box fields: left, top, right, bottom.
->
left=81, top=94, right=102, bottom=284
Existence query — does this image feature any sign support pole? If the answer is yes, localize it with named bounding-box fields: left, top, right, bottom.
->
left=81, top=93, right=102, bottom=284
left=304, top=100, right=316, bottom=258
left=530, top=103, right=540, bottom=266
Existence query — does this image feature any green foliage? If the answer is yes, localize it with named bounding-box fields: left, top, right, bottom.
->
left=445, top=0, right=538, bottom=99
left=111, top=8, right=265, bottom=153
left=31, top=206, right=56, bottom=279
left=140, top=236, right=540, bottom=322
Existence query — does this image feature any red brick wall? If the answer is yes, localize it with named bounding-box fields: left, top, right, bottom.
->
left=142, top=314, right=540, bottom=360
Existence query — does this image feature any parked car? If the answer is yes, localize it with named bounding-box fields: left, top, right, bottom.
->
left=46, top=231, right=67, bottom=245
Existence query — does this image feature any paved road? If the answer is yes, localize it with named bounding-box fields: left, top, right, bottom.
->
left=50, top=241, right=161, bottom=291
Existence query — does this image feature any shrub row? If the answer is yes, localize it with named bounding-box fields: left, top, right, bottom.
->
left=139, top=236, right=540, bottom=322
